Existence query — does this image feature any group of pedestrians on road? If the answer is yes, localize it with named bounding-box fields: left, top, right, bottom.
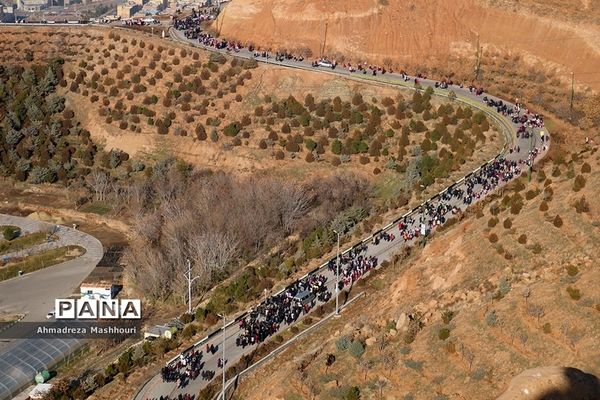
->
left=328, top=244, right=379, bottom=288
left=146, top=394, right=194, bottom=400
left=160, top=349, right=215, bottom=390
left=235, top=274, right=329, bottom=348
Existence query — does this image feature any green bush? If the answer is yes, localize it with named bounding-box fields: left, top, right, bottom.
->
left=485, top=310, right=499, bottom=327
left=348, top=340, right=365, bottom=358
left=566, top=265, right=579, bottom=277
left=181, top=323, right=197, bottom=339
left=336, top=336, right=351, bottom=352
left=403, top=359, right=423, bottom=371
left=438, top=328, right=450, bottom=340
left=566, top=286, right=581, bottom=300
left=2, top=226, right=21, bottom=241
left=345, top=386, right=360, bottom=400
left=331, top=139, right=343, bottom=155
left=223, top=122, right=241, bottom=137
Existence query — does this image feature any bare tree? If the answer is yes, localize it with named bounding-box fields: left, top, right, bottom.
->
left=460, top=344, right=475, bottom=370
left=521, top=286, right=531, bottom=304
left=374, top=378, right=388, bottom=399
left=86, top=169, right=111, bottom=202
left=526, top=303, right=545, bottom=325
left=377, top=334, right=388, bottom=354
left=359, top=359, right=373, bottom=380
left=188, top=231, right=239, bottom=291
left=271, top=181, right=313, bottom=235
left=518, top=330, right=529, bottom=348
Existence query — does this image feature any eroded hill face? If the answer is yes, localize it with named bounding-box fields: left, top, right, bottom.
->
left=216, top=0, right=600, bottom=90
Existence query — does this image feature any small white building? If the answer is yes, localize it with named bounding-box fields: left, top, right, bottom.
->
left=144, top=325, right=173, bottom=340
left=80, top=281, right=118, bottom=299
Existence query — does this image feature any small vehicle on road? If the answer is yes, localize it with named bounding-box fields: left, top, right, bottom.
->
left=294, top=290, right=315, bottom=306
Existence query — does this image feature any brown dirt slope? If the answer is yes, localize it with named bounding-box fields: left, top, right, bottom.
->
left=216, top=0, right=600, bottom=90
left=233, top=121, right=600, bottom=399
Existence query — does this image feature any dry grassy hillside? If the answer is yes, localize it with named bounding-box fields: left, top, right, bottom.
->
left=233, top=120, right=600, bottom=399
left=215, top=0, right=600, bottom=91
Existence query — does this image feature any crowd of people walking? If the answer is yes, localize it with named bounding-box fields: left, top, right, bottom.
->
left=235, top=274, right=328, bottom=347
left=147, top=9, right=548, bottom=398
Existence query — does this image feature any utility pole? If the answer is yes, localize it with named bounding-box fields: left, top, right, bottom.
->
left=333, top=229, right=340, bottom=315
left=569, top=72, right=575, bottom=119
left=475, top=32, right=482, bottom=81
left=184, top=259, right=200, bottom=315
left=218, top=313, right=226, bottom=400
left=321, top=21, right=328, bottom=59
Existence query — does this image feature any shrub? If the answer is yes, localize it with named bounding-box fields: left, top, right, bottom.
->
left=566, top=286, right=581, bottom=300
left=223, top=122, right=241, bottom=137
left=345, top=387, right=361, bottom=400
left=441, top=310, right=455, bottom=324
left=336, top=336, right=351, bottom=352
left=487, top=217, right=498, bottom=228
left=573, top=175, right=586, bottom=191
left=331, top=139, right=343, bottom=155
left=566, top=265, right=579, bottom=277
left=553, top=215, right=563, bottom=228
left=373, top=167, right=381, bottom=175
left=348, top=340, right=365, bottom=359
left=403, top=359, right=423, bottom=371
left=552, top=166, right=561, bottom=177
left=510, top=201, right=523, bottom=215
left=285, top=141, right=300, bottom=152
left=438, top=328, right=450, bottom=340
left=488, top=233, right=498, bottom=243
left=539, top=201, right=549, bottom=212
left=525, top=189, right=538, bottom=200
left=274, top=150, right=285, bottom=160
left=503, top=218, right=512, bottom=229
left=543, top=322, right=552, bottom=334
left=485, top=310, right=499, bottom=327
left=573, top=196, right=590, bottom=213
left=2, top=226, right=21, bottom=241
left=581, top=162, right=591, bottom=173
left=517, top=234, right=527, bottom=244
left=195, top=124, right=207, bottom=140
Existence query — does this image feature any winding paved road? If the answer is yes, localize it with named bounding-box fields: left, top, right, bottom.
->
left=0, top=214, right=104, bottom=400
left=133, top=26, right=549, bottom=400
